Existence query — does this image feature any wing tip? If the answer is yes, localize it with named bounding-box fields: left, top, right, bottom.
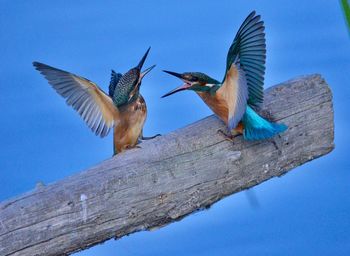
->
left=32, top=61, right=43, bottom=70
left=248, top=10, right=256, bottom=19
left=32, top=61, right=55, bottom=73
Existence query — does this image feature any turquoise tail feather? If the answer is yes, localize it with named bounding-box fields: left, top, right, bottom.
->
left=242, top=106, right=287, bottom=140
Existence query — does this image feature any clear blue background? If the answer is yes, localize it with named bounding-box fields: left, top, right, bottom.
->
left=1, top=1, right=349, bottom=255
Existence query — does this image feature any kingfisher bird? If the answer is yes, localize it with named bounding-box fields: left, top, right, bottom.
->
left=33, top=47, right=158, bottom=155
left=162, top=11, right=287, bottom=141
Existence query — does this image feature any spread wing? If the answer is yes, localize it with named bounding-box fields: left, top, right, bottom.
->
left=33, top=62, right=120, bottom=137
left=224, top=11, right=266, bottom=108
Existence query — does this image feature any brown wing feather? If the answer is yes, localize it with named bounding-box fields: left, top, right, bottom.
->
left=33, top=62, right=120, bottom=137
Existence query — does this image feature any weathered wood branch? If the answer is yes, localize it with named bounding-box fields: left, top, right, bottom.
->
left=0, top=74, right=334, bottom=256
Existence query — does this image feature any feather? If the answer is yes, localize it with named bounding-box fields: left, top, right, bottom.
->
left=218, top=64, right=249, bottom=130
left=109, top=70, right=123, bottom=98
left=224, top=11, right=266, bottom=108
left=33, top=62, right=120, bottom=137
left=242, top=106, right=287, bottom=140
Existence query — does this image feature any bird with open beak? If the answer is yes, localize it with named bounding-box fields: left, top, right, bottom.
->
left=162, top=11, right=287, bottom=141
left=33, top=47, right=158, bottom=155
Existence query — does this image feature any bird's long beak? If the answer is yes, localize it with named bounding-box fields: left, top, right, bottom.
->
left=141, top=64, right=156, bottom=78
left=161, top=70, right=191, bottom=98
left=163, top=70, right=183, bottom=79
left=137, top=47, right=151, bottom=70
left=161, top=83, right=191, bottom=98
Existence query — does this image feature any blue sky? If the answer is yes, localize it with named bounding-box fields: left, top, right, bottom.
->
left=1, top=0, right=350, bottom=255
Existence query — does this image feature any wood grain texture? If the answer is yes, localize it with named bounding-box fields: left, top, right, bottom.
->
left=0, top=74, right=334, bottom=256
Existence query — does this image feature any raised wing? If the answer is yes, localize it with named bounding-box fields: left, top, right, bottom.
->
left=109, top=70, right=123, bottom=97
left=33, top=62, right=120, bottom=137
left=224, top=11, right=266, bottom=108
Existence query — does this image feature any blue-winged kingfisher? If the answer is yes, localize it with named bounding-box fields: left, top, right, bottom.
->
left=162, top=11, right=287, bottom=141
left=33, top=47, right=158, bottom=155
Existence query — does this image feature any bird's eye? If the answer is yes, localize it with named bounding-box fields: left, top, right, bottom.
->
left=190, top=76, right=198, bottom=82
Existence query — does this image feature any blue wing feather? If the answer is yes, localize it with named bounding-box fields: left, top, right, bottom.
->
left=109, top=70, right=122, bottom=97
left=225, top=11, right=266, bottom=108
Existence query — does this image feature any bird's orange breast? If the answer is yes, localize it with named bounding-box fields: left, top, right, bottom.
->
left=196, top=91, right=229, bottom=125
left=196, top=65, right=241, bottom=129
left=113, top=95, right=147, bottom=153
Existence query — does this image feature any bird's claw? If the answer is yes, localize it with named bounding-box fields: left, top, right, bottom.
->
left=141, top=134, right=161, bottom=140
left=270, top=135, right=283, bottom=155
left=217, top=129, right=234, bottom=143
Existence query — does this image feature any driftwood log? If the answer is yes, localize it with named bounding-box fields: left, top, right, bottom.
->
left=0, top=74, right=334, bottom=256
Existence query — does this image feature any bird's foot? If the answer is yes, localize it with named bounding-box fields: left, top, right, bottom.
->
left=141, top=134, right=161, bottom=140
left=270, top=135, right=283, bottom=155
left=217, top=129, right=234, bottom=143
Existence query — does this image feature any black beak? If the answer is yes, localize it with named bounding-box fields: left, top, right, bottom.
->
left=162, top=70, right=191, bottom=98
left=141, top=64, right=156, bottom=78
left=163, top=70, right=184, bottom=79
left=137, top=47, right=151, bottom=70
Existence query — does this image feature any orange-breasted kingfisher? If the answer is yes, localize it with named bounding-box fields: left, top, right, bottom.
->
left=33, top=47, right=158, bottom=155
left=162, top=11, right=287, bottom=141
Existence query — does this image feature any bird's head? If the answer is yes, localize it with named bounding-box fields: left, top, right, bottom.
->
left=161, top=70, right=220, bottom=98
left=127, top=47, right=155, bottom=101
